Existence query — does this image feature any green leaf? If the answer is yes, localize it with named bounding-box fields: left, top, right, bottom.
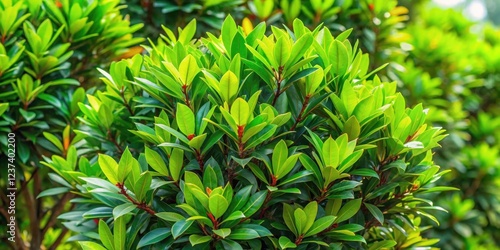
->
left=323, top=137, right=339, bottom=168
left=179, top=19, right=196, bottom=44
left=222, top=211, right=246, bottom=224
left=114, top=217, right=126, bottom=250
left=335, top=199, right=361, bottom=223
left=79, top=242, right=107, bottom=250
left=179, top=55, right=199, bottom=85
left=188, top=133, right=207, bottom=150
left=221, top=15, right=237, bottom=54
left=364, top=203, right=384, bottom=224
left=304, top=216, right=336, bottom=237
left=203, top=166, right=219, bottom=189
left=368, top=240, right=397, bottom=250
left=213, top=228, right=231, bottom=238
left=171, top=219, right=194, bottom=239
left=169, top=148, right=184, bottom=181
left=209, top=194, right=229, bottom=219
left=145, top=147, right=169, bottom=177
left=330, top=40, right=349, bottom=76
left=283, top=203, right=297, bottom=236
left=279, top=236, right=297, bottom=249
left=98, top=154, right=119, bottom=184
left=272, top=140, right=288, bottom=176
left=241, top=190, right=267, bottom=217
left=294, top=208, right=307, bottom=235
left=36, top=187, right=70, bottom=198
left=137, top=228, right=171, bottom=248
left=349, top=168, right=379, bottom=179
left=117, top=148, right=134, bottom=183
left=274, top=36, right=290, bottom=66
left=222, top=239, right=243, bottom=250
left=231, top=98, right=250, bottom=126
left=227, top=228, right=260, bottom=240
left=113, top=203, right=137, bottom=220
left=189, top=234, right=212, bottom=246
left=303, top=202, right=317, bottom=233
left=275, top=154, right=301, bottom=180
left=220, top=71, right=239, bottom=103
left=98, top=220, right=114, bottom=250
left=43, top=132, right=63, bottom=152
left=176, top=103, right=195, bottom=136
left=134, top=172, right=152, bottom=202
left=0, top=103, right=9, bottom=116
left=156, top=212, right=185, bottom=222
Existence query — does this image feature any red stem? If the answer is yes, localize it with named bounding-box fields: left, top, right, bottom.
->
left=116, top=183, right=156, bottom=215
left=290, top=95, right=311, bottom=131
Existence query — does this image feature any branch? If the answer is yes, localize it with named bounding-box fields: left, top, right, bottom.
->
left=107, top=129, right=123, bottom=154
left=120, top=86, right=134, bottom=116
left=48, top=227, right=69, bottom=250
left=271, top=67, right=284, bottom=106
left=17, top=167, right=39, bottom=195
left=290, top=95, right=311, bottom=131
left=116, top=183, right=156, bottom=215
left=181, top=85, right=192, bottom=110
left=41, top=192, right=74, bottom=237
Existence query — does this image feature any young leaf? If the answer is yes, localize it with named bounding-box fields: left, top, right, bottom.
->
left=209, top=194, right=229, bottom=219
left=179, top=55, right=199, bottom=85
left=145, top=147, right=169, bottom=177
left=176, top=103, right=195, bottom=136
left=231, top=98, right=250, bottom=126
left=98, top=154, right=119, bottom=184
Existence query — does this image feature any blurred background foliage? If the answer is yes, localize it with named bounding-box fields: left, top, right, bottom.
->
left=1, top=0, right=500, bottom=249
left=0, top=0, right=142, bottom=249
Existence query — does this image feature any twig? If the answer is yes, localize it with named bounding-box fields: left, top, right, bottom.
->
left=116, top=183, right=156, bottom=215
left=290, top=95, right=311, bottom=131
left=41, top=193, right=74, bottom=237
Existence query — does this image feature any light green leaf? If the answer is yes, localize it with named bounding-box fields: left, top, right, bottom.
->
left=98, top=154, right=119, bottom=184
left=189, top=234, right=212, bottom=246
left=335, top=199, right=362, bottom=223
left=213, top=228, right=231, bottom=238
left=145, top=147, right=169, bottom=177
left=98, top=220, right=114, bottom=250
left=231, top=98, right=250, bottom=126
left=304, top=216, right=336, bottom=237
left=209, top=194, right=229, bottom=219
left=220, top=71, right=239, bottom=103
left=114, top=217, right=126, bottom=250
left=272, top=140, right=288, bottom=177
left=279, top=236, right=297, bottom=249
left=169, top=148, right=184, bottom=181
left=179, top=55, right=199, bottom=85
left=176, top=103, right=195, bottom=136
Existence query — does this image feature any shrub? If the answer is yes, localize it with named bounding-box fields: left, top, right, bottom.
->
left=0, top=0, right=142, bottom=248
left=43, top=16, right=451, bottom=249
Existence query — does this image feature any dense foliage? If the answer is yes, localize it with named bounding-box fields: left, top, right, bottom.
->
left=0, top=0, right=142, bottom=248
left=40, top=16, right=450, bottom=249
left=2, top=0, right=500, bottom=249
